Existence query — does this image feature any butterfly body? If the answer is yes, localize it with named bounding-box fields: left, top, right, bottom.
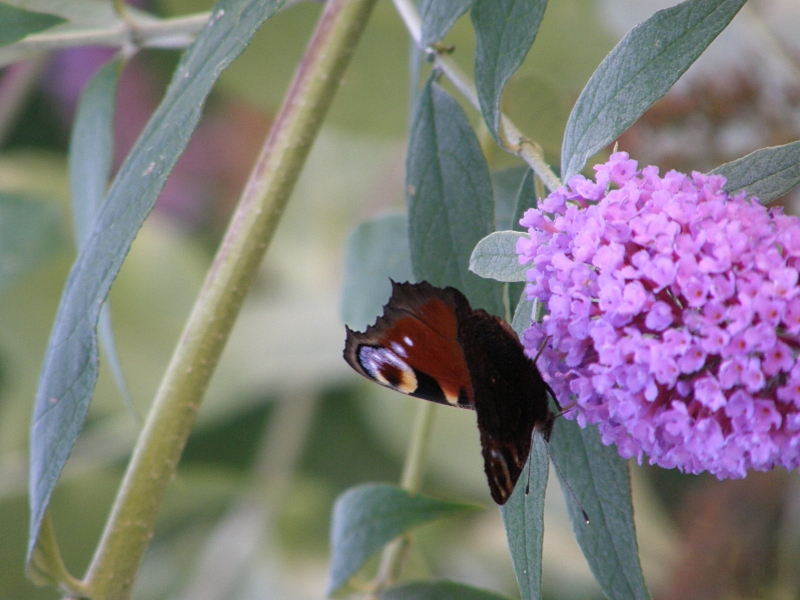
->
left=343, top=281, right=557, bottom=505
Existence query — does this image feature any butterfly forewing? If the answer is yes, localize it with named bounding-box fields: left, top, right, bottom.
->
left=344, top=281, right=474, bottom=407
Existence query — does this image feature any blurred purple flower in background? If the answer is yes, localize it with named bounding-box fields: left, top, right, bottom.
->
left=40, top=44, right=271, bottom=233
left=518, top=152, right=800, bottom=478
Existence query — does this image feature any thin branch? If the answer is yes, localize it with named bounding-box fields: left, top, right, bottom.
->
left=370, top=402, right=437, bottom=596
left=0, top=0, right=316, bottom=64
left=0, top=12, right=210, bottom=67
left=391, top=0, right=563, bottom=192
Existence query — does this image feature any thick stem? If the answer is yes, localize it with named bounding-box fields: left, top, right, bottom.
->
left=79, top=0, right=379, bottom=598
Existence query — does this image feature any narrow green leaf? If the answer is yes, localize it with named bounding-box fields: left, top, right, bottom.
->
left=382, top=580, right=514, bottom=600
left=510, top=292, right=533, bottom=336
left=499, top=433, right=548, bottom=600
left=489, top=168, right=531, bottom=315
left=68, top=57, right=136, bottom=420
left=0, top=193, right=66, bottom=295
left=327, top=484, right=481, bottom=595
left=561, top=0, right=747, bottom=181
left=492, top=166, right=529, bottom=231
left=472, top=0, right=547, bottom=142
left=341, top=214, right=413, bottom=329
left=69, top=57, right=119, bottom=248
left=406, top=77, right=502, bottom=315
left=549, top=420, right=651, bottom=600
left=98, top=304, right=138, bottom=417
left=0, top=2, right=65, bottom=47
left=28, top=0, right=284, bottom=563
left=469, top=230, right=527, bottom=283
left=511, top=168, right=538, bottom=228
left=419, top=0, right=474, bottom=47
left=505, top=168, right=540, bottom=314
left=711, top=141, right=800, bottom=204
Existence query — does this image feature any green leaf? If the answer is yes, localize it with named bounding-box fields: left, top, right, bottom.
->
left=69, top=57, right=119, bottom=248
left=28, top=0, right=284, bottom=564
left=97, top=305, right=137, bottom=418
left=327, top=484, right=481, bottom=595
left=382, top=580, right=514, bottom=600
left=510, top=292, right=533, bottom=336
left=492, top=166, right=529, bottom=231
left=499, top=433, right=548, bottom=600
left=549, top=420, right=651, bottom=600
left=406, top=77, right=502, bottom=315
left=490, top=168, right=531, bottom=313
left=68, top=57, right=136, bottom=420
left=711, top=141, right=800, bottom=204
left=561, top=0, right=747, bottom=181
left=419, top=0, right=474, bottom=47
left=0, top=2, right=65, bottom=47
left=341, top=214, right=414, bottom=329
left=469, top=230, right=527, bottom=282
left=0, top=193, right=66, bottom=295
left=472, top=0, right=547, bottom=142
left=511, top=168, right=538, bottom=227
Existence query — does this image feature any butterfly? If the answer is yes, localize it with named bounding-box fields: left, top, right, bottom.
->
left=343, top=280, right=558, bottom=505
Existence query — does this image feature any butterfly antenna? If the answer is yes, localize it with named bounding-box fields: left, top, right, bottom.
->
left=553, top=401, right=578, bottom=420
left=533, top=335, right=550, bottom=363
left=543, top=439, right=590, bottom=524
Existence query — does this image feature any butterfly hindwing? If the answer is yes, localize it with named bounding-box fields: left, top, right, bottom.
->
left=456, top=308, right=555, bottom=504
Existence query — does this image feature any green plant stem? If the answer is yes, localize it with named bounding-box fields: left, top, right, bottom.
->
left=371, top=401, right=437, bottom=595
left=400, top=402, right=437, bottom=493
left=78, top=0, right=379, bottom=598
left=2, top=0, right=317, bottom=62
left=2, top=12, right=210, bottom=58
left=391, top=0, right=562, bottom=193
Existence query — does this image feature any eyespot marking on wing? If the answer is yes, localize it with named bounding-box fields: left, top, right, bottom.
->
left=357, top=345, right=418, bottom=394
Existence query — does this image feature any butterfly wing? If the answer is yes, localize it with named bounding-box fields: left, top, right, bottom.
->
left=456, top=308, right=555, bottom=505
left=343, top=281, right=475, bottom=408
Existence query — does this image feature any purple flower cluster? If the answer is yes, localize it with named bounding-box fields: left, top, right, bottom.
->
left=517, top=152, right=800, bottom=478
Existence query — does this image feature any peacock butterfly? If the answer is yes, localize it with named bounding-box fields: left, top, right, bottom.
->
left=343, top=280, right=559, bottom=505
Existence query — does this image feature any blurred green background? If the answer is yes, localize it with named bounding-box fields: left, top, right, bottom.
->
left=2, top=0, right=800, bottom=599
